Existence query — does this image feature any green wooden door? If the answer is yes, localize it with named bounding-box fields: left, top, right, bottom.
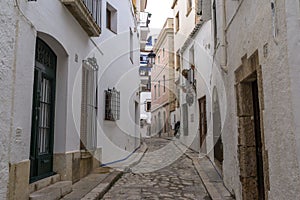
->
left=30, top=38, right=56, bottom=182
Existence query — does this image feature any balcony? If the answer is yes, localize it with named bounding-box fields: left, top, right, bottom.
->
left=139, top=12, right=150, bottom=50
left=61, top=0, right=101, bottom=37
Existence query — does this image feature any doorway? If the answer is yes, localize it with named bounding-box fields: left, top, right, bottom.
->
left=235, top=51, right=269, bottom=200
left=213, top=89, right=223, bottom=171
left=252, top=80, right=265, bottom=200
left=30, top=38, right=56, bottom=182
left=198, top=96, right=207, bottom=153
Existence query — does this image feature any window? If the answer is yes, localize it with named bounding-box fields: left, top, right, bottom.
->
left=81, top=58, right=98, bottom=150
left=158, top=81, right=161, bottom=97
left=163, top=48, right=165, bottom=57
left=213, top=0, right=217, bottom=49
left=189, top=47, right=195, bottom=85
left=145, top=101, right=151, bottom=112
left=186, top=0, right=192, bottom=15
left=197, top=0, right=203, bottom=15
left=105, top=88, right=120, bottom=121
left=163, top=75, right=166, bottom=92
left=175, top=12, right=180, bottom=32
left=106, top=3, right=117, bottom=33
left=158, top=55, right=160, bottom=64
left=130, top=28, right=134, bottom=63
left=176, top=51, right=181, bottom=70
left=154, top=85, right=157, bottom=99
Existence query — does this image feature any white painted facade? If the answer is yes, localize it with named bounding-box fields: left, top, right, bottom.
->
left=0, top=1, right=18, bottom=198
left=211, top=0, right=300, bottom=199
left=172, top=0, right=213, bottom=152
left=1, top=0, right=140, bottom=198
left=180, top=21, right=212, bottom=152
left=172, top=0, right=198, bottom=141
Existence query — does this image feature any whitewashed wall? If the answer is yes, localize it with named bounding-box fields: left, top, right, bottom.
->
left=180, top=21, right=212, bottom=152
left=7, top=0, right=140, bottom=168
left=212, top=0, right=300, bottom=199
left=285, top=0, right=300, bottom=179
left=0, top=1, right=17, bottom=198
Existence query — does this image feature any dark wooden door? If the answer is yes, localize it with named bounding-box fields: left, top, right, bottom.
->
left=198, top=97, right=207, bottom=149
left=252, top=80, right=265, bottom=200
left=30, top=38, right=56, bottom=182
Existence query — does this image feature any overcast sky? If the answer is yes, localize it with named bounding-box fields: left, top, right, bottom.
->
left=145, top=0, right=173, bottom=29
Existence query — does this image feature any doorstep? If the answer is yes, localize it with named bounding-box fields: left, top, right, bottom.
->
left=61, top=168, right=122, bottom=200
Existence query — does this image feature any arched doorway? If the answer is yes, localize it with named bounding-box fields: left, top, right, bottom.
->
left=213, top=88, right=223, bottom=172
left=30, top=38, right=57, bottom=182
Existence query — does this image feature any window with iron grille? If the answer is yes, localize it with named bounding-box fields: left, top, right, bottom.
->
left=105, top=88, right=120, bottom=121
left=81, top=58, right=98, bottom=150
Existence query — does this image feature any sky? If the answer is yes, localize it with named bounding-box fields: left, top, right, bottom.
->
left=145, top=0, right=173, bottom=29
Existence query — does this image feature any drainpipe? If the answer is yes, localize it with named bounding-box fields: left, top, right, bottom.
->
left=218, top=0, right=228, bottom=73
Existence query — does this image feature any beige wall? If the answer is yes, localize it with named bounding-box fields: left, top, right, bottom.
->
left=151, top=18, right=175, bottom=135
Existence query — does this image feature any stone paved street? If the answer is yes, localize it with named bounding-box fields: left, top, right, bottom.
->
left=102, top=137, right=211, bottom=200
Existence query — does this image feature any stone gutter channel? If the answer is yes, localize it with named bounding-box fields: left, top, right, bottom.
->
left=171, top=138, right=235, bottom=200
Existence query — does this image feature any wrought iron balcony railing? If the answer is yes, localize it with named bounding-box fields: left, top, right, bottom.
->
left=62, top=0, right=101, bottom=37
left=82, top=0, right=101, bottom=27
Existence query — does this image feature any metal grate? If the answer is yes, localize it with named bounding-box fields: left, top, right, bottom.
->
left=105, top=88, right=120, bottom=121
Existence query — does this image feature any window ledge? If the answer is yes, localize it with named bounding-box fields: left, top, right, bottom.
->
left=107, top=28, right=117, bottom=34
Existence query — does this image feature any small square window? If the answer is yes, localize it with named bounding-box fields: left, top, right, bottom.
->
left=106, top=3, right=117, bottom=33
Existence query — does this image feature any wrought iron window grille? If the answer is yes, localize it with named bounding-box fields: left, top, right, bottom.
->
left=105, top=87, right=120, bottom=121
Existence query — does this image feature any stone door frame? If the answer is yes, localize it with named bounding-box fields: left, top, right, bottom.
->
left=235, top=50, right=270, bottom=200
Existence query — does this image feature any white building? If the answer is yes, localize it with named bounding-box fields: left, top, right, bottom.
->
left=211, top=0, right=300, bottom=199
left=172, top=0, right=212, bottom=151
left=0, top=0, right=140, bottom=199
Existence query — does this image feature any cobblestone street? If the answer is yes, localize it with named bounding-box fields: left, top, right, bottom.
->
left=102, top=137, right=211, bottom=200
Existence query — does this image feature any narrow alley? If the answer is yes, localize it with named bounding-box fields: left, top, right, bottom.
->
left=1, top=0, right=300, bottom=199
left=102, top=137, right=211, bottom=200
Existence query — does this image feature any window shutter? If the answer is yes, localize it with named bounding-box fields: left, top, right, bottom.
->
left=81, top=59, right=98, bottom=151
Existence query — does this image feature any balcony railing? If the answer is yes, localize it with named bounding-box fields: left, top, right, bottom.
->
left=62, top=0, right=101, bottom=37
left=82, top=0, right=101, bottom=27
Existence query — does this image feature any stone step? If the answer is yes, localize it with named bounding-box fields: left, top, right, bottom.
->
left=29, top=181, right=72, bottom=200
left=30, top=174, right=61, bottom=193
